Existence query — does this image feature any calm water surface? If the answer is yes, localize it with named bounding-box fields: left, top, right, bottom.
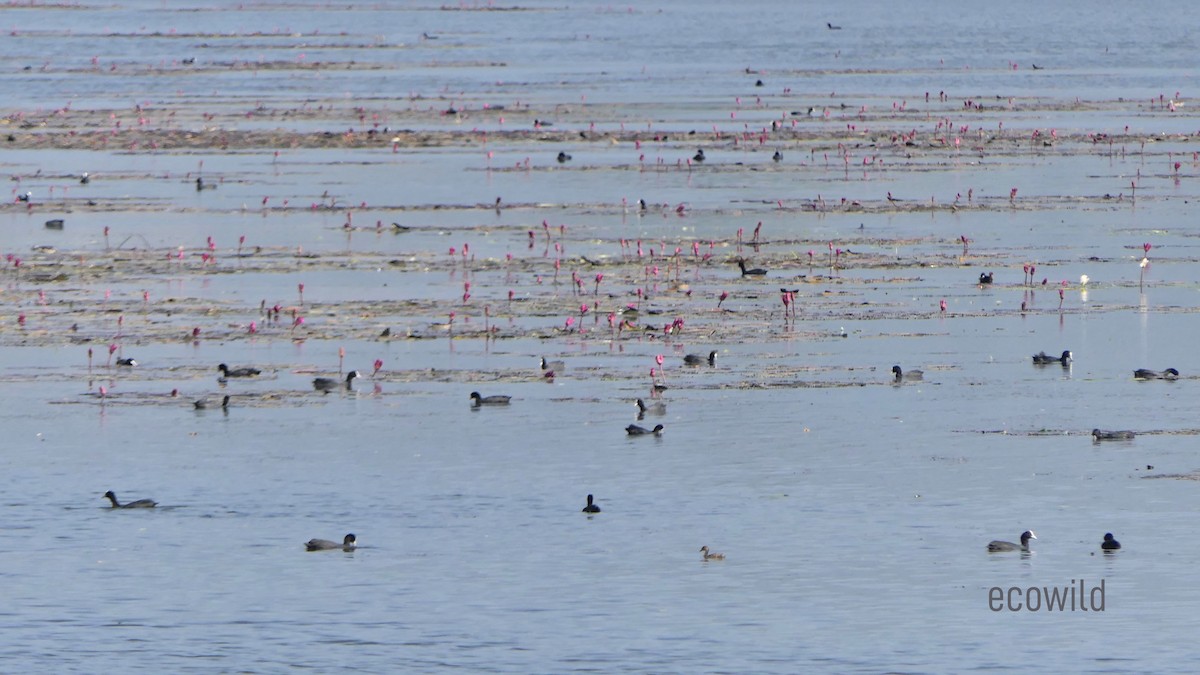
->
left=3, top=1, right=1200, bottom=673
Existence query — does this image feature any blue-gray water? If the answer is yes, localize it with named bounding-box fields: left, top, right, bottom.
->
left=3, top=1, right=1200, bottom=672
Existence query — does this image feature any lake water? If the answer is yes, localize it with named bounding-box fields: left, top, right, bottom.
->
left=2, top=0, right=1200, bottom=672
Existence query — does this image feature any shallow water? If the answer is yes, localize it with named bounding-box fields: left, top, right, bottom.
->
left=4, top=0, right=1200, bottom=672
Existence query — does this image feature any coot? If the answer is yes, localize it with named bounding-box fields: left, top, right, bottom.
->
left=635, top=398, right=667, bottom=416
left=470, top=392, right=512, bottom=406
left=313, top=371, right=359, bottom=393
left=305, top=534, right=356, bottom=551
left=103, top=490, right=157, bottom=509
left=683, top=351, right=717, bottom=366
left=218, top=363, right=262, bottom=378
left=1092, top=429, right=1135, bottom=441
left=1134, top=368, right=1179, bottom=380
left=737, top=260, right=767, bottom=276
left=892, top=365, right=923, bottom=382
left=194, top=395, right=230, bottom=410
left=987, top=530, right=1035, bottom=552
left=1032, top=350, right=1072, bottom=365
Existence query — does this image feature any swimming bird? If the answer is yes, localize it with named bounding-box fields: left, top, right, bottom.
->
left=1092, top=429, right=1135, bottom=441
left=700, top=545, right=726, bottom=560
left=987, top=530, right=1035, bottom=552
left=540, top=357, right=566, bottom=372
left=626, top=424, right=664, bottom=436
left=194, top=395, right=230, bottom=410
left=16, top=191, right=30, bottom=202
left=737, top=259, right=767, bottom=276
left=103, top=490, right=157, bottom=509
left=892, top=365, right=923, bottom=382
left=582, top=494, right=601, bottom=513
left=195, top=177, right=216, bottom=191
left=1134, top=368, right=1179, bottom=380
left=635, top=398, right=666, bottom=416
left=218, top=363, right=261, bottom=378
left=115, top=357, right=137, bottom=367
left=1101, top=533, right=1121, bottom=551
left=978, top=272, right=994, bottom=285
left=470, top=392, right=511, bottom=406
left=556, top=151, right=572, bottom=163
left=772, top=150, right=783, bottom=162
left=313, top=370, right=359, bottom=393
left=692, top=149, right=706, bottom=163
left=305, top=533, right=356, bottom=551
left=44, top=219, right=64, bottom=230
left=683, top=350, right=717, bottom=366
left=80, top=172, right=90, bottom=184
left=826, top=22, right=842, bottom=30
left=1032, top=350, right=1072, bottom=365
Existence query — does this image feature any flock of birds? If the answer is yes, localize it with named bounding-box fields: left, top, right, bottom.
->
left=186, top=363, right=363, bottom=408
left=980, top=346, right=1176, bottom=554
left=112, top=329, right=1169, bottom=561
left=469, top=351, right=720, bottom=439
left=578, top=493, right=721, bottom=560
left=986, top=529, right=1121, bottom=554
left=892, top=348, right=1179, bottom=443
left=104, top=485, right=359, bottom=552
